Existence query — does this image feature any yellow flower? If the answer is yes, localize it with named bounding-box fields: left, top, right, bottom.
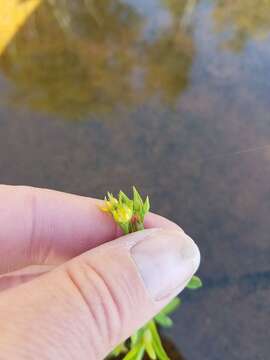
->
left=112, top=204, right=132, bottom=224
left=100, top=192, right=132, bottom=224
left=100, top=193, right=118, bottom=212
left=99, top=188, right=149, bottom=231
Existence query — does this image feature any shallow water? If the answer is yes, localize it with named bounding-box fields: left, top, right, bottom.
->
left=0, top=1, right=270, bottom=359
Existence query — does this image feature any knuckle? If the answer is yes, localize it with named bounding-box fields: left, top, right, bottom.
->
left=18, top=186, right=39, bottom=260
left=19, top=186, right=52, bottom=264
left=65, top=258, right=128, bottom=347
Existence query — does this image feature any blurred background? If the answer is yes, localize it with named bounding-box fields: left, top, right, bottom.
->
left=0, top=1, right=270, bottom=359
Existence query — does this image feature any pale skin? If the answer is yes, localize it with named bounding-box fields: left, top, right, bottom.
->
left=0, top=185, right=200, bottom=359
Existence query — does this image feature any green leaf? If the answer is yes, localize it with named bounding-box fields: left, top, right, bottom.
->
left=187, top=275, right=202, bottom=290
left=119, top=190, right=133, bottom=209
left=143, top=329, right=157, bottom=359
left=135, top=347, right=145, bottom=360
left=119, top=222, right=129, bottom=235
left=107, top=192, right=115, bottom=202
left=148, top=321, right=170, bottom=360
left=154, top=313, right=173, bottom=328
left=143, top=196, right=150, bottom=216
left=131, top=331, right=139, bottom=347
left=131, top=328, right=144, bottom=346
left=159, top=297, right=181, bottom=316
left=123, top=344, right=145, bottom=360
left=109, top=342, right=128, bottom=357
left=133, top=186, right=144, bottom=214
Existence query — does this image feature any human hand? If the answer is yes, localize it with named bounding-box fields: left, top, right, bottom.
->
left=0, top=185, right=200, bottom=359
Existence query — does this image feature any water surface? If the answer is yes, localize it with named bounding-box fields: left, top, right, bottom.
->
left=0, top=1, right=270, bottom=359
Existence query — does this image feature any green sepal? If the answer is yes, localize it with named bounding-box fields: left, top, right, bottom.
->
left=107, top=192, right=115, bottom=203
left=119, top=222, right=130, bottom=235
left=143, top=196, right=150, bottom=217
left=119, top=190, right=133, bottom=209
left=133, top=186, right=144, bottom=216
left=187, top=275, right=202, bottom=290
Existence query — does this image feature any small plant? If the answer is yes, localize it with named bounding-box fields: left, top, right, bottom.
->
left=100, top=187, right=202, bottom=360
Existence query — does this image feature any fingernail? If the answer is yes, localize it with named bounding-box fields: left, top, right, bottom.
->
left=131, top=229, right=200, bottom=301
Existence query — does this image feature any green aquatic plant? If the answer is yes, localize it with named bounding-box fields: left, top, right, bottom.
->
left=100, top=187, right=202, bottom=360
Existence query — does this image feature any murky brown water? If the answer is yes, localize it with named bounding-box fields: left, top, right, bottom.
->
left=0, top=1, right=270, bottom=359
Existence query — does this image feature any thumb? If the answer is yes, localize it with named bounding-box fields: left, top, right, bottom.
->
left=0, top=228, right=200, bottom=360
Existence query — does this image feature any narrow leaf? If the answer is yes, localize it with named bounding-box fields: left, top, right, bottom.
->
left=154, top=313, right=173, bottom=328
left=110, top=342, right=128, bottom=356
left=159, top=297, right=181, bottom=316
left=144, top=329, right=157, bottom=359
left=123, top=344, right=144, bottom=360
left=143, top=196, right=150, bottom=216
left=148, top=321, right=170, bottom=360
left=133, top=186, right=143, bottom=213
left=135, top=347, right=145, bottom=360
left=131, top=331, right=139, bottom=347
left=187, top=275, right=202, bottom=290
left=119, top=190, right=133, bottom=208
left=131, top=328, right=144, bottom=346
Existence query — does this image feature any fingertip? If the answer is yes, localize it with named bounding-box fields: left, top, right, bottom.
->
left=144, top=213, right=184, bottom=232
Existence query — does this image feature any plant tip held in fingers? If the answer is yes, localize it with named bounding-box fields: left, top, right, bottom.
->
left=100, top=187, right=202, bottom=360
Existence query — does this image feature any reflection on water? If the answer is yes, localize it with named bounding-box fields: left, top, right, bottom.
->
left=0, top=0, right=41, bottom=55
left=213, top=0, right=270, bottom=51
left=0, top=1, right=270, bottom=360
left=0, top=0, right=196, bottom=117
left=1, top=0, right=270, bottom=118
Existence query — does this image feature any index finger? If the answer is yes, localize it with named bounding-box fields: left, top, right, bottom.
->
left=0, top=185, right=180, bottom=274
